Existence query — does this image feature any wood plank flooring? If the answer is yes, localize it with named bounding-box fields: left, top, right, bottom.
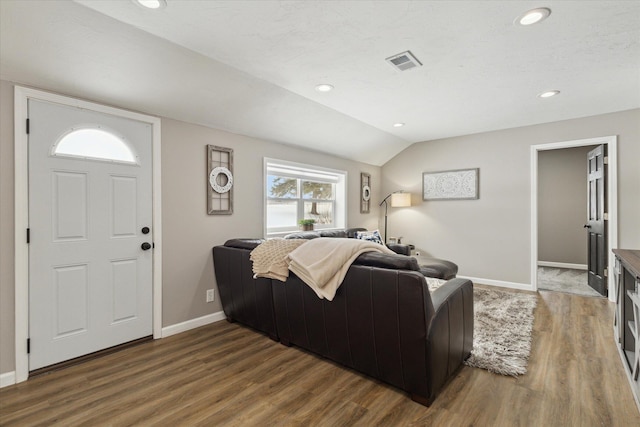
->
left=2, top=287, right=639, bottom=426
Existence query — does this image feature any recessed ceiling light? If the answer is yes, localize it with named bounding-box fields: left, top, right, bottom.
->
left=315, top=84, right=334, bottom=92
left=393, top=123, right=405, bottom=128
left=133, top=0, right=167, bottom=10
left=538, top=90, right=560, bottom=98
left=516, top=8, right=551, bottom=26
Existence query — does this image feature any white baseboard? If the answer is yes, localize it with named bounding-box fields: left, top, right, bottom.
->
left=537, top=261, right=587, bottom=270
left=161, top=311, right=226, bottom=338
left=458, top=275, right=534, bottom=292
left=0, top=371, right=16, bottom=388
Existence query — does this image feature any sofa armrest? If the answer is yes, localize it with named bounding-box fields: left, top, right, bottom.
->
left=213, top=244, right=278, bottom=341
left=421, top=278, right=473, bottom=405
left=223, top=238, right=264, bottom=250
left=353, top=251, right=420, bottom=271
left=430, top=278, right=472, bottom=310
left=417, top=258, right=458, bottom=280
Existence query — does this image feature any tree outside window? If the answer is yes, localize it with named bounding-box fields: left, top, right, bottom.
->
left=268, top=176, right=335, bottom=225
left=265, top=160, right=346, bottom=236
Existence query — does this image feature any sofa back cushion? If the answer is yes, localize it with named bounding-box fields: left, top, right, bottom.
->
left=283, top=231, right=321, bottom=239
left=345, top=227, right=367, bottom=238
left=286, top=227, right=366, bottom=239
left=319, top=229, right=348, bottom=238
left=284, top=229, right=350, bottom=239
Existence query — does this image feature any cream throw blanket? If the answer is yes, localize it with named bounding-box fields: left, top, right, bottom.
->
left=287, top=238, right=395, bottom=301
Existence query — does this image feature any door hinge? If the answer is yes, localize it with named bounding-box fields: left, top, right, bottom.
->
left=603, top=156, right=608, bottom=165
left=604, top=268, right=608, bottom=277
left=27, top=338, right=30, bottom=354
left=604, top=213, right=609, bottom=220
left=26, top=118, right=30, bottom=134
left=26, top=228, right=30, bottom=244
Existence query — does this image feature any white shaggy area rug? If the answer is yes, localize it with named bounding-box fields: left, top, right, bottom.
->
left=464, top=288, right=538, bottom=376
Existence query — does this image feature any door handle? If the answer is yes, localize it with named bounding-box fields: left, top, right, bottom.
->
left=141, top=242, right=152, bottom=251
left=583, top=224, right=592, bottom=229
left=141, top=226, right=150, bottom=235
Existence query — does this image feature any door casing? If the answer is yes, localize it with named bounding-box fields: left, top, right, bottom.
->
left=14, top=86, right=163, bottom=383
left=530, top=136, right=618, bottom=302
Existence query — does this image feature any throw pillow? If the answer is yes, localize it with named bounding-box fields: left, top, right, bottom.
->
left=355, top=229, right=384, bottom=246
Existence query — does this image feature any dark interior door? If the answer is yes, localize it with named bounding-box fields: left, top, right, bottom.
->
left=585, top=144, right=607, bottom=296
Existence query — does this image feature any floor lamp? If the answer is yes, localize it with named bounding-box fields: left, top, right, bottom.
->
left=379, top=191, right=411, bottom=244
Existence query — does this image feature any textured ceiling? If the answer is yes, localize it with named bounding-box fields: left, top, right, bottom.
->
left=1, top=0, right=639, bottom=165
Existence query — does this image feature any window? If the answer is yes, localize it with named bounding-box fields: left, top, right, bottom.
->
left=265, top=159, right=346, bottom=236
left=52, top=128, right=137, bottom=164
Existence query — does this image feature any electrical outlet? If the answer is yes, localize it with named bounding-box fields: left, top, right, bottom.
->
left=206, top=289, right=215, bottom=303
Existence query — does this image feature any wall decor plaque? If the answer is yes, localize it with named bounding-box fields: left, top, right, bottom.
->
left=360, top=172, right=371, bottom=213
left=207, top=145, right=233, bottom=214
left=423, top=168, right=479, bottom=200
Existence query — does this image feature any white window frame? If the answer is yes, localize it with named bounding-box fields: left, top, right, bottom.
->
left=264, top=158, right=347, bottom=237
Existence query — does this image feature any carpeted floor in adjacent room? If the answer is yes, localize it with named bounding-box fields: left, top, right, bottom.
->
left=537, top=266, right=603, bottom=298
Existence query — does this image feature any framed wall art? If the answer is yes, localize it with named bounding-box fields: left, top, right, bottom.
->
left=423, top=168, right=479, bottom=200
left=360, top=172, right=371, bottom=213
left=207, top=145, right=233, bottom=214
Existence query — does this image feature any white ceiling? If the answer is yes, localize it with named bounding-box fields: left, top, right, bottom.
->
left=1, top=1, right=639, bottom=165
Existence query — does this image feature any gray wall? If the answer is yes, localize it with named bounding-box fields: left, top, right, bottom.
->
left=160, top=117, right=380, bottom=327
left=538, top=145, right=597, bottom=265
left=0, top=80, right=381, bottom=375
left=381, top=109, right=640, bottom=285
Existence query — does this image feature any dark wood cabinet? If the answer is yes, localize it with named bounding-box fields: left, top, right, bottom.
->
left=614, top=249, right=640, bottom=410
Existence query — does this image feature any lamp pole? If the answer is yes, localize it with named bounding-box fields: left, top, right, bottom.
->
left=379, top=192, right=396, bottom=244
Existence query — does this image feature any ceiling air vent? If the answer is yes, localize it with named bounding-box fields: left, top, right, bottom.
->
left=385, top=51, right=422, bottom=72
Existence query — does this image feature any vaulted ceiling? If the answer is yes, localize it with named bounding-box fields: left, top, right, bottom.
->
left=1, top=1, right=638, bottom=165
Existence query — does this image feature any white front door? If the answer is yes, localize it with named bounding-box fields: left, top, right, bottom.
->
left=28, top=99, right=153, bottom=370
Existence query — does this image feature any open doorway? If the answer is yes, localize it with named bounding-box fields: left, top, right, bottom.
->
left=530, top=136, right=618, bottom=302
left=537, top=145, right=601, bottom=297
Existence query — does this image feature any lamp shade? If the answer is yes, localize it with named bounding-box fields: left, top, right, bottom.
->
left=390, top=192, right=411, bottom=207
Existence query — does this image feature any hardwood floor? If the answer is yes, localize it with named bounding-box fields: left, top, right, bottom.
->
left=2, top=288, right=639, bottom=426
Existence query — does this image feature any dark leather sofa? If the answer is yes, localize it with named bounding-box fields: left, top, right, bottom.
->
left=282, top=228, right=459, bottom=279
left=212, top=235, right=473, bottom=406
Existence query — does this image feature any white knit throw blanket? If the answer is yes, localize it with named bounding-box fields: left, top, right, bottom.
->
left=250, top=238, right=307, bottom=281
left=287, top=238, right=395, bottom=301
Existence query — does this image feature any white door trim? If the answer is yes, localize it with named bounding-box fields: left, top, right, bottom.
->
left=530, top=136, right=618, bottom=301
left=14, top=86, right=163, bottom=383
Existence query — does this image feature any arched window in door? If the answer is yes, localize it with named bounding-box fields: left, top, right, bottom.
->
left=52, top=128, right=138, bottom=164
